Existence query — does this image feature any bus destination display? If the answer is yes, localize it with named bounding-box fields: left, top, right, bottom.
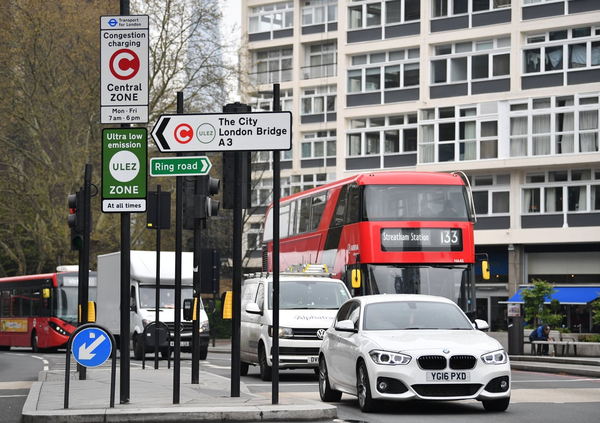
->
left=381, top=228, right=463, bottom=252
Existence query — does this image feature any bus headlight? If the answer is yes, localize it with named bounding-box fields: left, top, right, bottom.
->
left=49, top=321, right=70, bottom=337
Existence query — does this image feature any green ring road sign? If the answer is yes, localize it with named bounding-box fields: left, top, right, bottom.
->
left=149, top=156, right=212, bottom=177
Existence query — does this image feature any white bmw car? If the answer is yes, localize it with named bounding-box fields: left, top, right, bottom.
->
left=318, top=294, right=510, bottom=412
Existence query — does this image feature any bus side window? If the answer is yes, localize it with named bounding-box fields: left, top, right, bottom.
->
left=331, top=185, right=348, bottom=228
left=347, top=183, right=360, bottom=224
left=298, top=198, right=311, bottom=233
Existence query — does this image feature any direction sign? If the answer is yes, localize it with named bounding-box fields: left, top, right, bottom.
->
left=102, top=128, right=147, bottom=213
left=72, top=327, right=112, bottom=368
left=151, top=111, right=292, bottom=152
left=150, top=156, right=212, bottom=177
left=100, top=15, right=149, bottom=124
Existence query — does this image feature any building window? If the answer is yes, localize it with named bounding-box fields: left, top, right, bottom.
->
left=431, top=38, right=510, bottom=85
left=249, top=1, right=294, bottom=34
left=252, top=48, right=293, bottom=85
left=348, top=49, right=419, bottom=94
left=523, top=26, right=600, bottom=75
left=522, top=169, right=600, bottom=214
left=301, top=131, right=337, bottom=159
left=302, top=0, right=338, bottom=26
left=509, top=94, right=600, bottom=158
left=433, top=0, right=511, bottom=18
left=470, top=174, right=510, bottom=216
left=385, top=0, right=421, bottom=24
left=418, top=104, right=499, bottom=163
left=347, top=114, right=418, bottom=159
left=246, top=223, right=263, bottom=252
left=250, top=89, right=294, bottom=113
left=303, top=42, right=337, bottom=79
left=282, top=173, right=336, bottom=198
left=252, top=178, right=273, bottom=208
left=301, top=86, right=337, bottom=115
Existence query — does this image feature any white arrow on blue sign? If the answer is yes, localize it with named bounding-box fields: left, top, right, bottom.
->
left=72, top=327, right=112, bottom=368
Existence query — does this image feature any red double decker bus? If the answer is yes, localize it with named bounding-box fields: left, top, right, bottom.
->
left=262, top=172, right=488, bottom=315
left=0, top=267, right=96, bottom=352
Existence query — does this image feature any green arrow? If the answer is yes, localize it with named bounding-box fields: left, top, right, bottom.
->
left=150, top=157, right=212, bottom=177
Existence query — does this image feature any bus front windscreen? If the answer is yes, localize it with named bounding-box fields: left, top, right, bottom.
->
left=56, top=286, right=97, bottom=324
left=362, top=264, right=475, bottom=313
left=362, top=184, right=470, bottom=221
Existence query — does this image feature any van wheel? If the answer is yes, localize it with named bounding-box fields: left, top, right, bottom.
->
left=133, top=334, right=143, bottom=360
left=259, top=344, right=272, bottom=381
left=160, top=349, right=171, bottom=359
left=199, top=347, right=208, bottom=361
left=240, top=362, right=249, bottom=376
left=31, top=331, right=39, bottom=353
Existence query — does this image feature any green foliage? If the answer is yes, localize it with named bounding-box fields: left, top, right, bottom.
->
left=521, top=279, right=564, bottom=328
left=209, top=300, right=232, bottom=339
left=579, top=334, right=600, bottom=343
left=592, top=299, right=600, bottom=327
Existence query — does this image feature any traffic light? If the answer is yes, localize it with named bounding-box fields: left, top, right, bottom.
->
left=197, top=175, right=220, bottom=219
left=68, top=190, right=84, bottom=250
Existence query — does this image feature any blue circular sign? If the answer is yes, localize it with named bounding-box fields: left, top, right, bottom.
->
left=72, top=327, right=112, bottom=368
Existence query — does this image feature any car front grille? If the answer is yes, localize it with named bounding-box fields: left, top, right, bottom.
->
left=418, top=355, right=446, bottom=370
left=412, top=384, right=482, bottom=397
left=292, top=328, right=328, bottom=340
left=163, top=322, right=193, bottom=333
left=449, top=355, right=477, bottom=370
left=276, top=347, right=321, bottom=356
left=417, top=355, right=477, bottom=370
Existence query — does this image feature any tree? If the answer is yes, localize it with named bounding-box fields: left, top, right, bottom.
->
left=0, top=0, right=243, bottom=275
left=521, top=279, right=564, bottom=329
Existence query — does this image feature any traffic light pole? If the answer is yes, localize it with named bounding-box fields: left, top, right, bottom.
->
left=79, top=164, right=93, bottom=380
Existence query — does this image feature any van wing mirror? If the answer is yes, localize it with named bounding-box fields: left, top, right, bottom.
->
left=246, top=302, right=262, bottom=315
left=207, top=299, right=215, bottom=314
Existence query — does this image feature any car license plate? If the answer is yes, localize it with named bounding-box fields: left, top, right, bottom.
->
left=307, top=356, right=319, bottom=363
left=426, top=372, right=470, bottom=382
left=170, top=341, right=190, bottom=347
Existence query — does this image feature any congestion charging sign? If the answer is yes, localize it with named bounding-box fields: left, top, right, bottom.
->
left=102, top=128, right=147, bottom=213
left=100, top=15, right=149, bottom=124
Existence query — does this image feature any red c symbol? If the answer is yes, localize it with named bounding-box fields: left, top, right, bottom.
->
left=174, top=124, right=193, bottom=144
left=109, top=49, right=140, bottom=80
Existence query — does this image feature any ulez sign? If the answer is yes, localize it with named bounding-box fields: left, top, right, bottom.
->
left=150, top=156, right=212, bottom=177
left=101, top=128, right=147, bottom=213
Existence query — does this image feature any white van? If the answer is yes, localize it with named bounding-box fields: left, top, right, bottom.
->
left=240, top=267, right=351, bottom=381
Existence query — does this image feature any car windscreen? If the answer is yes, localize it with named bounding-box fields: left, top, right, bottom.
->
left=363, top=300, right=473, bottom=331
left=269, top=281, right=350, bottom=310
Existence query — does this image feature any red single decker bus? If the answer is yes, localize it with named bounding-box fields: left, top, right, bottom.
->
left=0, top=266, right=96, bottom=352
left=262, top=172, right=488, bottom=315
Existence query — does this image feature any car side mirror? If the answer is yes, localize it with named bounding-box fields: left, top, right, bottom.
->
left=334, top=319, right=357, bottom=333
left=473, top=319, right=490, bottom=331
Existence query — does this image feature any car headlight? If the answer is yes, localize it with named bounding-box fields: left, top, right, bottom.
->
left=369, top=350, right=411, bottom=365
left=200, top=320, right=210, bottom=333
left=268, top=326, right=293, bottom=338
left=481, top=349, right=508, bottom=365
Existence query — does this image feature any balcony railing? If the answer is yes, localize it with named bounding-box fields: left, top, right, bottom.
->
left=301, top=63, right=338, bottom=80
left=249, top=68, right=293, bottom=85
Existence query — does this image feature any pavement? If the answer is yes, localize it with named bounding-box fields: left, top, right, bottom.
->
left=22, top=340, right=600, bottom=423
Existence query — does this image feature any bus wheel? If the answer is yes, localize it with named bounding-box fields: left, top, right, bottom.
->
left=31, top=331, right=39, bottom=353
